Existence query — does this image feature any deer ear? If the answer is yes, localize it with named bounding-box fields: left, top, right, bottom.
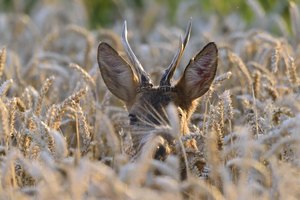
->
left=175, top=42, right=218, bottom=100
left=97, top=42, right=139, bottom=102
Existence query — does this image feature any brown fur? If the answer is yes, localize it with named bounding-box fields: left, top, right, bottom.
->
left=97, top=26, right=218, bottom=179
left=127, top=87, right=198, bottom=135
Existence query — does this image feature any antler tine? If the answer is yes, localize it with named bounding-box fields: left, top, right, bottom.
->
left=160, top=19, right=192, bottom=87
left=122, top=21, right=153, bottom=88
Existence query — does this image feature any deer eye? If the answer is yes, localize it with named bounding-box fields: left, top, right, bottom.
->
left=128, top=114, right=138, bottom=124
left=154, top=144, right=167, bottom=161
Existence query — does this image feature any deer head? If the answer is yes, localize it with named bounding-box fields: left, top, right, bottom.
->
left=97, top=21, right=218, bottom=178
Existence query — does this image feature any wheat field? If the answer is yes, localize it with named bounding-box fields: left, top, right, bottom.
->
left=0, top=0, right=300, bottom=199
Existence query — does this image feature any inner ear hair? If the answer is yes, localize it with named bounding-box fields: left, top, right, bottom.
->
left=175, top=42, right=218, bottom=100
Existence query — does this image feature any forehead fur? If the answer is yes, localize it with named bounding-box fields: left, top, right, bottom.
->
left=130, top=87, right=195, bottom=114
left=139, top=88, right=175, bottom=106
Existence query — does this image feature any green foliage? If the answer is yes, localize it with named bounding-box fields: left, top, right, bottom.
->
left=82, top=0, right=300, bottom=28
left=201, top=0, right=252, bottom=20
left=84, top=0, right=118, bottom=28
left=1, top=0, right=300, bottom=29
left=0, top=0, right=14, bottom=11
left=0, top=0, right=37, bottom=13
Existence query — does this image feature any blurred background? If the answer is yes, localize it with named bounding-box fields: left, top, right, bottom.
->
left=1, top=0, right=299, bottom=87
left=0, top=0, right=298, bottom=30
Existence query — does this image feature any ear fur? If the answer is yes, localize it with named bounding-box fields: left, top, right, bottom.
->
left=97, top=42, right=139, bottom=102
left=175, top=42, right=218, bottom=100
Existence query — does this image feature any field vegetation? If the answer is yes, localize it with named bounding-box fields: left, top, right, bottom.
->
left=0, top=0, right=300, bottom=199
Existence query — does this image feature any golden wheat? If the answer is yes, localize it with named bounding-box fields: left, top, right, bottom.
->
left=0, top=1, right=299, bottom=199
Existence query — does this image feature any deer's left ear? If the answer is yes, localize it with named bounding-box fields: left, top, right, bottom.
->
left=175, top=42, right=218, bottom=100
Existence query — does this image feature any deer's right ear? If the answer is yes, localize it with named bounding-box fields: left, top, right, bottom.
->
left=97, top=42, right=139, bottom=102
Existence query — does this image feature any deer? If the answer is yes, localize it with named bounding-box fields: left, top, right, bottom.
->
left=97, top=20, right=218, bottom=180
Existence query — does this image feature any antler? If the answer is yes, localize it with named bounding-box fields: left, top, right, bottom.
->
left=160, top=19, right=192, bottom=87
left=122, top=21, right=153, bottom=88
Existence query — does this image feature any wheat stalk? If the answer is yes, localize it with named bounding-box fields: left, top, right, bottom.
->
left=271, top=45, right=281, bottom=73
left=253, top=70, right=261, bottom=99
left=69, top=63, right=95, bottom=88
left=286, top=56, right=299, bottom=87
left=65, top=25, right=93, bottom=68
left=0, top=99, right=10, bottom=145
left=48, top=87, right=88, bottom=129
left=34, top=76, right=55, bottom=116
left=263, top=84, right=279, bottom=101
left=0, top=79, right=13, bottom=98
left=0, top=48, right=6, bottom=78
left=228, top=51, right=253, bottom=87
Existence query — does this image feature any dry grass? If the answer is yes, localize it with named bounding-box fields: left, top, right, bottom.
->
left=0, top=1, right=300, bottom=199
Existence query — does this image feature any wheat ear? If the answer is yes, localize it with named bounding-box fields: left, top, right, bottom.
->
left=0, top=79, right=13, bottom=97
left=34, top=76, right=55, bottom=116
left=69, top=63, right=95, bottom=88
left=0, top=47, right=6, bottom=78
left=47, top=87, right=88, bottom=129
